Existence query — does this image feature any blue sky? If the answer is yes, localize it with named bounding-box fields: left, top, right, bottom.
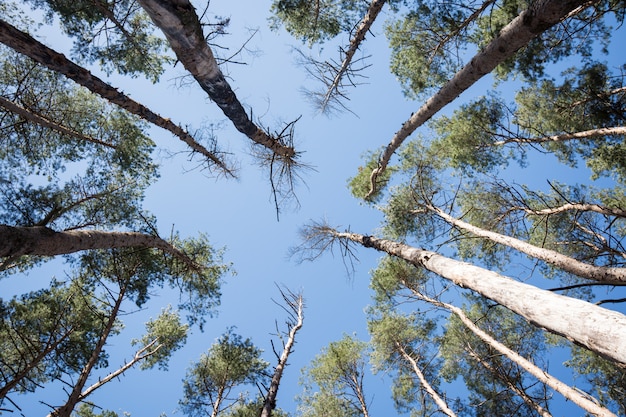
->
left=2, top=1, right=625, bottom=416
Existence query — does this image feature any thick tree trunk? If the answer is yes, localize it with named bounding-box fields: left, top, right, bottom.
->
left=261, top=294, right=304, bottom=417
left=395, top=342, right=457, bottom=417
left=429, top=206, right=626, bottom=283
left=366, top=0, right=594, bottom=198
left=137, top=0, right=296, bottom=160
left=0, top=225, right=196, bottom=269
left=326, top=229, right=626, bottom=365
left=0, top=19, right=230, bottom=174
left=409, top=290, right=614, bottom=417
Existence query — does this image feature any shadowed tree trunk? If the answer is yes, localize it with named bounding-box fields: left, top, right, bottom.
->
left=0, top=19, right=231, bottom=174
left=0, top=225, right=199, bottom=271
left=307, top=225, right=626, bottom=365
left=366, top=0, right=594, bottom=198
left=137, top=0, right=297, bottom=160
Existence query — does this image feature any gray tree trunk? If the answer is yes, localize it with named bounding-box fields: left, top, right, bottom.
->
left=327, top=229, right=626, bottom=365
left=366, top=0, right=594, bottom=198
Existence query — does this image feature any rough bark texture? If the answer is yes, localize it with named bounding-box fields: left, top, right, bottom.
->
left=366, top=0, right=594, bottom=198
left=411, top=291, right=615, bottom=417
left=137, top=0, right=296, bottom=159
left=332, top=230, right=626, bottom=365
left=431, top=207, right=626, bottom=283
left=0, top=225, right=193, bottom=267
left=0, top=19, right=230, bottom=173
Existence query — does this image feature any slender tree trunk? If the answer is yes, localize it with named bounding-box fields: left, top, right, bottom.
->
left=261, top=293, right=304, bottom=417
left=492, top=126, right=626, bottom=146
left=322, top=228, right=626, bottom=364
left=366, top=0, right=594, bottom=198
left=0, top=328, right=74, bottom=399
left=408, top=289, right=614, bottom=417
left=319, top=0, right=387, bottom=111
left=395, top=342, right=458, bottom=417
left=0, top=225, right=198, bottom=271
left=509, top=201, right=626, bottom=219
left=137, top=0, right=296, bottom=160
left=77, top=339, right=160, bottom=401
left=0, top=19, right=231, bottom=174
left=0, top=96, right=115, bottom=149
left=49, top=283, right=127, bottom=417
left=428, top=206, right=626, bottom=283
left=464, top=347, right=553, bottom=417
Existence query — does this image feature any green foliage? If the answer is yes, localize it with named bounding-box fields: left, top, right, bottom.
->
left=75, top=403, right=120, bottom=417
left=131, top=306, right=189, bottom=371
left=369, top=256, right=427, bottom=305
left=348, top=149, right=396, bottom=203
left=565, top=345, right=626, bottom=415
left=25, top=0, right=173, bottom=81
left=221, top=397, right=290, bottom=417
left=439, top=297, right=549, bottom=416
left=297, top=334, right=369, bottom=417
left=180, top=329, right=269, bottom=417
left=0, top=279, right=110, bottom=396
left=269, top=0, right=367, bottom=46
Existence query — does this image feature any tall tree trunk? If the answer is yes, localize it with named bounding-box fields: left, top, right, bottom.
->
left=137, top=0, right=296, bottom=160
left=49, top=283, right=127, bottom=417
left=261, top=292, right=304, bottom=417
left=0, top=19, right=231, bottom=174
left=464, top=347, right=553, bottom=417
left=0, top=96, right=115, bottom=149
left=0, top=225, right=198, bottom=271
left=0, top=327, right=74, bottom=399
left=320, top=227, right=626, bottom=364
left=319, top=0, right=387, bottom=112
left=492, top=126, right=626, bottom=146
left=395, top=342, right=458, bottom=417
left=428, top=205, right=626, bottom=283
left=408, top=289, right=614, bottom=417
left=366, top=0, right=594, bottom=198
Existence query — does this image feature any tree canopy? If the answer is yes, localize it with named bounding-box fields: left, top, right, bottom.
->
left=1, top=0, right=625, bottom=416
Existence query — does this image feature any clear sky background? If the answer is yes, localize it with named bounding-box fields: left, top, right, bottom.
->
left=2, top=1, right=625, bottom=416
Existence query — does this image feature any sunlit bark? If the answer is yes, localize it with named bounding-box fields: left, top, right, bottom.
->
left=315, top=226, right=626, bottom=365
left=366, top=0, right=594, bottom=198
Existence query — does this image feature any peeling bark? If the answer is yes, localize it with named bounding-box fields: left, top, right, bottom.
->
left=366, top=0, right=594, bottom=198
left=137, top=0, right=296, bottom=159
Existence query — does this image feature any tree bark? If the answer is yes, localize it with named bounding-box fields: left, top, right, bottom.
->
left=324, top=228, right=626, bottom=365
left=395, top=342, right=458, bottom=417
left=366, top=0, right=595, bottom=198
left=492, top=126, right=626, bottom=146
left=0, top=19, right=231, bottom=174
left=409, top=289, right=614, bottom=417
left=261, top=292, right=304, bottom=417
left=49, top=283, right=127, bottom=417
left=0, top=225, right=197, bottom=270
left=428, top=206, right=626, bottom=284
left=137, top=0, right=296, bottom=160
left=319, top=0, right=387, bottom=111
